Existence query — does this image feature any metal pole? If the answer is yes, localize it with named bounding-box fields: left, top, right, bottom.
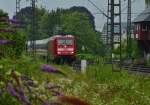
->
left=31, top=0, right=37, bottom=57
left=107, top=0, right=110, bottom=45
left=110, top=0, right=114, bottom=70
left=119, top=0, right=122, bottom=68
left=109, top=0, right=122, bottom=71
left=16, top=0, right=21, bottom=15
left=127, top=0, right=132, bottom=59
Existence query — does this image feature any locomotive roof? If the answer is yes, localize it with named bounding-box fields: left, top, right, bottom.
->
left=133, top=7, right=150, bottom=23
left=27, top=35, right=74, bottom=45
left=51, top=35, right=74, bottom=38
left=36, top=38, right=51, bottom=45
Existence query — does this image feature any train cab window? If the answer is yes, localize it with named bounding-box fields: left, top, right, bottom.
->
left=57, top=39, right=73, bottom=45
left=142, top=25, right=147, bottom=31
left=66, top=40, right=73, bottom=45
left=58, top=40, right=65, bottom=45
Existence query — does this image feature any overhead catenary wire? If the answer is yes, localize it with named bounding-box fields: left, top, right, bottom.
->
left=87, top=0, right=139, bottom=18
left=87, top=0, right=109, bottom=18
left=121, top=0, right=137, bottom=12
left=92, top=12, right=148, bottom=15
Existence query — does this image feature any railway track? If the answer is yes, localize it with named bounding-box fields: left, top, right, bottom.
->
left=71, top=58, right=150, bottom=74
left=122, top=63, right=150, bottom=73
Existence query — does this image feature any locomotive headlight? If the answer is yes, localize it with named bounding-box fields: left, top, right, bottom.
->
left=57, top=51, right=61, bottom=54
left=71, top=51, right=74, bottom=54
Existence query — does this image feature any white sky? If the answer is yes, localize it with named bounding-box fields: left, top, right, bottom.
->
left=0, top=0, right=145, bottom=31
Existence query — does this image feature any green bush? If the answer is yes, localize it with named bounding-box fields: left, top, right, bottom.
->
left=0, top=9, right=26, bottom=58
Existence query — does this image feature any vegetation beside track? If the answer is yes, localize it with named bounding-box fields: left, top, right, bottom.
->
left=0, top=55, right=150, bottom=105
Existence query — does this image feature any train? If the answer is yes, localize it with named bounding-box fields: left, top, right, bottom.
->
left=27, top=35, right=77, bottom=63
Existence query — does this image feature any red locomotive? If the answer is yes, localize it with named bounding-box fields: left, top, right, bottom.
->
left=48, top=35, right=76, bottom=63
left=28, top=35, right=76, bottom=63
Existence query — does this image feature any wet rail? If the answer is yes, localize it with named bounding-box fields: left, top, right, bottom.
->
left=122, top=63, right=150, bottom=73
left=72, top=59, right=150, bottom=74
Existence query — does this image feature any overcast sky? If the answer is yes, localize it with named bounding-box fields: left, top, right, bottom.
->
left=0, top=0, right=145, bottom=31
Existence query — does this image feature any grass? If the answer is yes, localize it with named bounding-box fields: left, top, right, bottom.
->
left=0, top=55, right=150, bottom=105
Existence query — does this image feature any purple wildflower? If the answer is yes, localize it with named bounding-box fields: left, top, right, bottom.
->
left=41, top=65, right=66, bottom=76
left=41, top=65, right=60, bottom=73
left=10, top=19, right=21, bottom=24
left=7, top=83, right=17, bottom=97
left=0, top=29, right=16, bottom=33
left=0, top=39, right=15, bottom=45
left=0, top=40, right=8, bottom=45
left=10, top=19, right=22, bottom=28
left=18, top=88, right=32, bottom=105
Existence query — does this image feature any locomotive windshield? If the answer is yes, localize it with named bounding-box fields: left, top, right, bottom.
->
left=58, top=39, right=73, bottom=45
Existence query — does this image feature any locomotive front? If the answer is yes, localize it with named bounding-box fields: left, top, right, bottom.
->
left=55, top=35, right=76, bottom=63
left=56, top=36, right=76, bottom=56
left=48, top=35, right=76, bottom=63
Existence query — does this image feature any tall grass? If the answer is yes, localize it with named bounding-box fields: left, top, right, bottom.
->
left=0, top=55, right=150, bottom=105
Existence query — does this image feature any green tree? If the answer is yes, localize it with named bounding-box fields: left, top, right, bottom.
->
left=131, top=40, right=143, bottom=59
left=16, top=6, right=103, bottom=55
left=61, top=11, right=102, bottom=54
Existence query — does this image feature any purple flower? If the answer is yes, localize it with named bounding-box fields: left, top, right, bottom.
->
left=41, top=65, right=59, bottom=73
left=10, top=19, right=21, bottom=24
left=41, top=65, right=66, bottom=76
left=0, top=39, right=15, bottom=45
left=18, top=88, right=31, bottom=105
left=0, top=29, right=16, bottom=33
left=0, top=40, right=8, bottom=44
left=10, top=19, right=22, bottom=28
left=7, top=83, right=17, bottom=97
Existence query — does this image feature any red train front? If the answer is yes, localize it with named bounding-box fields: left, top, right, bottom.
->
left=48, top=35, right=76, bottom=63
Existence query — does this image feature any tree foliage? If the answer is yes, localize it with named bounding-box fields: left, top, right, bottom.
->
left=145, top=0, right=150, bottom=4
left=114, top=39, right=143, bottom=60
left=16, top=6, right=103, bottom=55
left=60, top=11, right=102, bottom=54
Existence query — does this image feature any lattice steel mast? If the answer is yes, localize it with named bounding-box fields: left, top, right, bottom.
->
left=16, top=0, right=21, bottom=15
left=30, top=0, right=37, bottom=56
left=16, top=0, right=38, bottom=57
left=107, top=0, right=122, bottom=71
left=127, top=0, right=132, bottom=59
left=107, top=0, right=111, bottom=52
